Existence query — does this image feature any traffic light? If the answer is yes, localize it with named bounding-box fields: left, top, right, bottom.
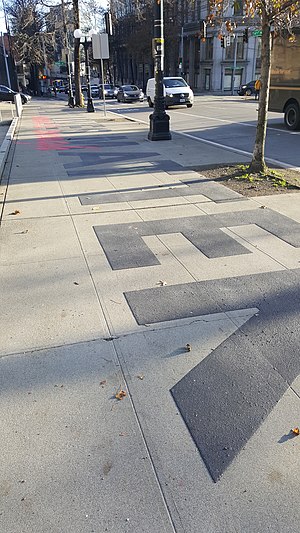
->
left=221, top=36, right=226, bottom=48
left=243, top=28, right=249, bottom=43
left=105, top=12, right=112, bottom=35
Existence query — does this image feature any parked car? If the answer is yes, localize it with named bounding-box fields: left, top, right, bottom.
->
left=237, top=80, right=256, bottom=96
left=91, top=85, right=99, bottom=98
left=146, top=77, right=194, bottom=108
left=116, top=85, right=144, bottom=103
left=0, top=85, right=30, bottom=105
left=99, top=83, right=117, bottom=99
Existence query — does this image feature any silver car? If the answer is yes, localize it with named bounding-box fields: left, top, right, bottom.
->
left=116, top=85, right=143, bottom=103
left=99, top=83, right=116, bottom=99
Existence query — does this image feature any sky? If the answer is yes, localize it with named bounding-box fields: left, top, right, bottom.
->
left=0, top=0, right=108, bottom=34
left=0, top=10, right=7, bottom=33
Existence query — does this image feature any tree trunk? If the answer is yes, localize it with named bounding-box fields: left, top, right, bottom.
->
left=73, top=0, right=83, bottom=107
left=249, top=11, right=272, bottom=173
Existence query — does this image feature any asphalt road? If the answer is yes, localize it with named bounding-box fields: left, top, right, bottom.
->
left=93, top=95, right=300, bottom=169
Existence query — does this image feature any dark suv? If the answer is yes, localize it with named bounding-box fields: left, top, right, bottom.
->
left=0, top=85, right=30, bottom=104
left=237, top=81, right=255, bottom=96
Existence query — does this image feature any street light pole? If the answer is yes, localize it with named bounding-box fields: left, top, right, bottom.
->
left=83, top=37, right=95, bottom=113
left=74, top=28, right=95, bottom=113
left=148, top=0, right=171, bottom=141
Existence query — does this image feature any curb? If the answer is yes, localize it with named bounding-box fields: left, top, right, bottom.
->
left=0, top=117, right=19, bottom=179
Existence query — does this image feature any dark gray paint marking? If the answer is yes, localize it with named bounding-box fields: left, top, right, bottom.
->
left=63, top=152, right=161, bottom=170
left=65, top=141, right=138, bottom=147
left=97, top=231, right=160, bottom=270
left=125, top=269, right=300, bottom=481
left=66, top=159, right=184, bottom=177
left=181, top=180, right=244, bottom=202
left=79, top=181, right=242, bottom=205
left=94, top=209, right=300, bottom=270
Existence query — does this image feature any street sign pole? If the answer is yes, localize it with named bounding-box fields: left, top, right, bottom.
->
left=92, top=33, right=109, bottom=117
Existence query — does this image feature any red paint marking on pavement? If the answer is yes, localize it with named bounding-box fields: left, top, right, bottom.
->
left=30, top=116, right=100, bottom=152
left=32, top=116, right=72, bottom=151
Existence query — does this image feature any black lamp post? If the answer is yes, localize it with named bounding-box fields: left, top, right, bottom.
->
left=148, top=0, right=171, bottom=141
left=74, top=28, right=95, bottom=113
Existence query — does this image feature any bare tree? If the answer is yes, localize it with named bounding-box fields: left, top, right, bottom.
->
left=7, top=0, right=54, bottom=93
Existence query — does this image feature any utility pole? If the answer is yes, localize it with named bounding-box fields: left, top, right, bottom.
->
left=231, top=34, right=238, bottom=96
left=61, top=0, right=75, bottom=107
left=179, top=26, right=183, bottom=75
left=1, top=32, right=11, bottom=88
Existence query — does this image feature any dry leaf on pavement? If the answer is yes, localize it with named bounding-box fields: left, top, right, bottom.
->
left=158, top=280, right=167, bottom=286
left=115, top=389, right=127, bottom=400
left=9, top=210, right=21, bottom=215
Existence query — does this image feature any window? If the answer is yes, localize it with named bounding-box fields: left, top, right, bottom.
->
left=196, top=0, right=201, bottom=21
left=233, top=0, right=243, bottom=15
left=163, top=78, right=188, bottom=88
left=224, top=67, right=243, bottom=90
left=205, top=37, right=213, bottom=60
left=205, top=69, right=211, bottom=90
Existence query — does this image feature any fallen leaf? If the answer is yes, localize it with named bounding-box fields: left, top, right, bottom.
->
left=115, top=389, right=127, bottom=400
left=158, top=280, right=167, bottom=286
left=291, top=427, right=300, bottom=435
left=99, top=380, right=107, bottom=387
left=9, top=210, right=20, bottom=215
left=137, top=374, right=144, bottom=380
left=185, top=343, right=192, bottom=352
left=259, top=205, right=266, bottom=209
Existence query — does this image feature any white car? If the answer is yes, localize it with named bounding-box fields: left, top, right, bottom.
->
left=146, top=77, right=194, bottom=108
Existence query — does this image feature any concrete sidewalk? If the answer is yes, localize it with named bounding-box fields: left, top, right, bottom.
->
left=1, top=99, right=300, bottom=532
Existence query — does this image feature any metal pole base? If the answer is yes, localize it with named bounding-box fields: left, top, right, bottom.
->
left=87, top=98, right=95, bottom=112
left=148, top=112, right=171, bottom=141
left=68, top=94, right=75, bottom=108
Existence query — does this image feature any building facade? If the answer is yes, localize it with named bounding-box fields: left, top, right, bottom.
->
left=111, top=0, right=262, bottom=93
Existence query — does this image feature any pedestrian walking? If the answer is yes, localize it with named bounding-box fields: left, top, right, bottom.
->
left=255, top=78, right=261, bottom=100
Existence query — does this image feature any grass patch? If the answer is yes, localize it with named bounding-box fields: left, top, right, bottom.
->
left=192, top=163, right=300, bottom=197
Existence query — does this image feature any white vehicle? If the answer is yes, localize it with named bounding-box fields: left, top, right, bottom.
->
left=146, top=77, right=194, bottom=108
